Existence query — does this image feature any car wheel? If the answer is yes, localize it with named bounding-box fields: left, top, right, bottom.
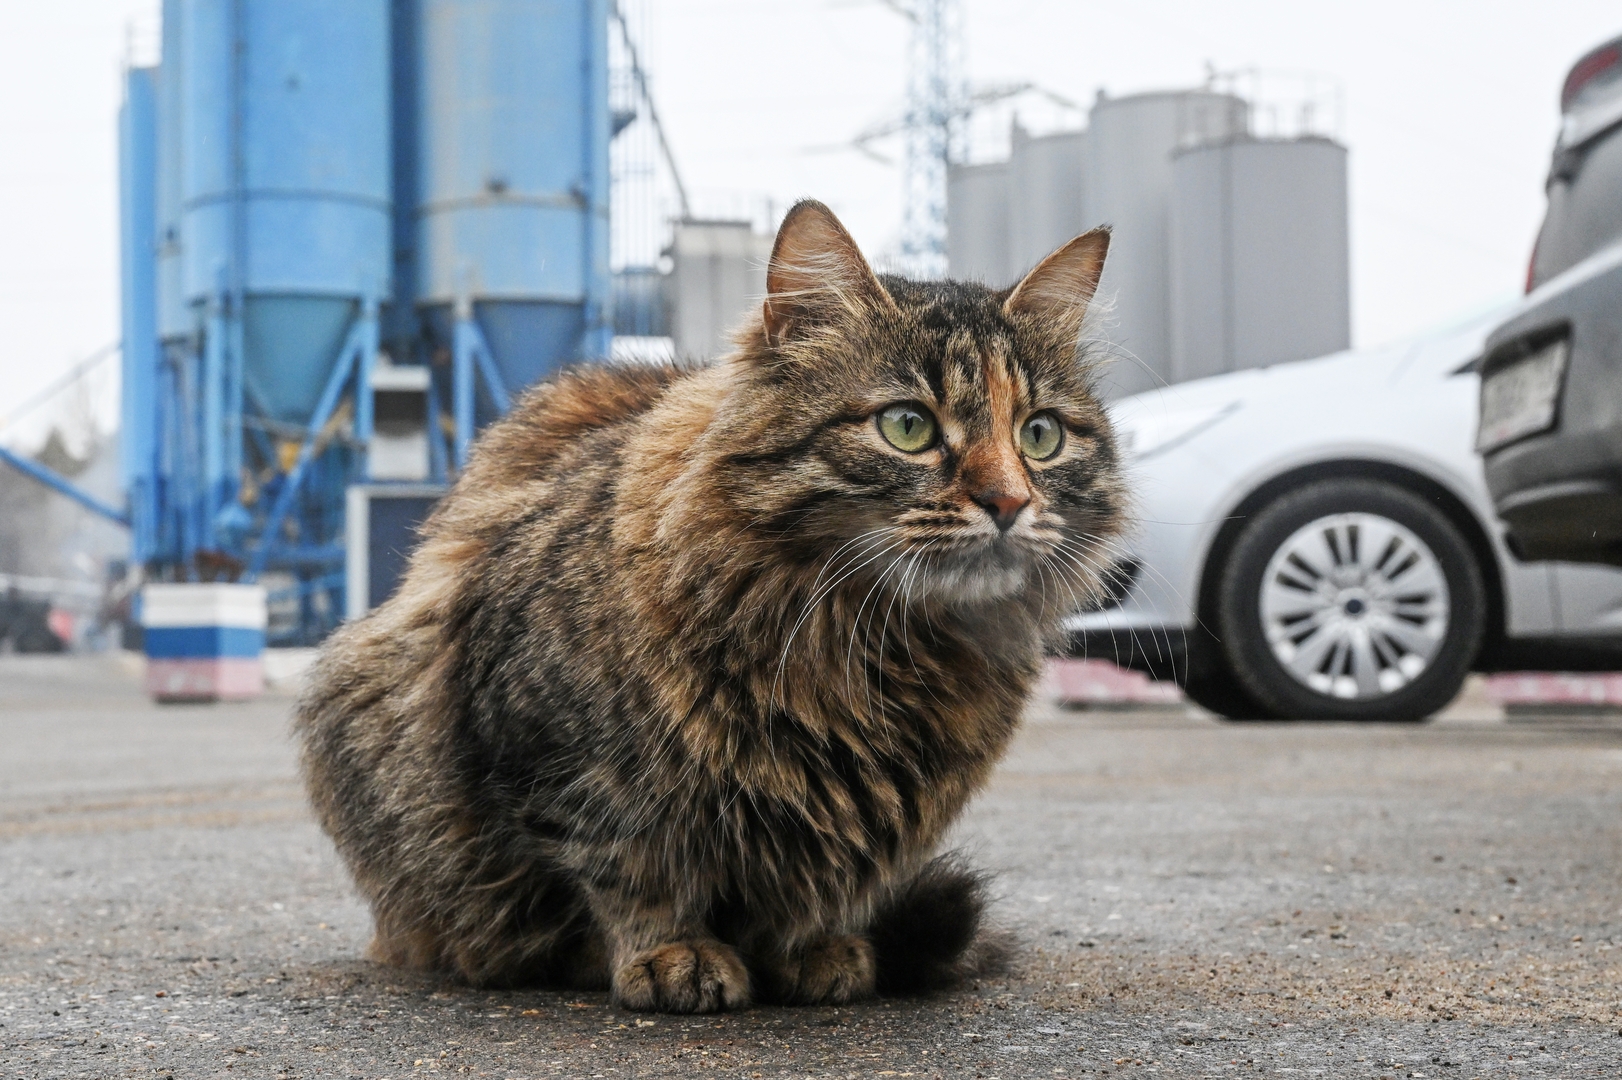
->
left=1212, top=478, right=1486, bottom=722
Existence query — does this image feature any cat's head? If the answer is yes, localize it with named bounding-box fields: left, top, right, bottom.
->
left=712, top=199, right=1126, bottom=609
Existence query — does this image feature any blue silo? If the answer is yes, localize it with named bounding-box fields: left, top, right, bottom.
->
left=155, top=0, right=188, bottom=348
left=412, top=0, right=613, bottom=464
left=151, top=0, right=189, bottom=570
left=178, top=0, right=391, bottom=585
left=119, top=66, right=160, bottom=564
left=181, top=0, right=391, bottom=419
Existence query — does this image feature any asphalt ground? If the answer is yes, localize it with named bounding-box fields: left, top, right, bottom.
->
left=3, top=654, right=1622, bottom=1079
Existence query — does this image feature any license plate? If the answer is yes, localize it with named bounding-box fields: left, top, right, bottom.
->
left=1477, top=339, right=1568, bottom=453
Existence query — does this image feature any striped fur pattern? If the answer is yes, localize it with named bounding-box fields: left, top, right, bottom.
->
left=296, top=200, right=1126, bottom=1012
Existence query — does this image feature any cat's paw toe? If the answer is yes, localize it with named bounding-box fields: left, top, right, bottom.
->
left=614, top=940, right=750, bottom=1013
left=783, top=934, right=876, bottom=1004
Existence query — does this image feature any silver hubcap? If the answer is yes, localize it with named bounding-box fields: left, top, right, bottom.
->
left=1259, top=512, right=1450, bottom=701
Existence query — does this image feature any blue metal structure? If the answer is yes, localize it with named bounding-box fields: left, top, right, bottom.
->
left=0, top=0, right=618, bottom=641
left=0, top=444, right=129, bottom=525
left=155, top=3, right=188, bottom=348
left=120, top=65, right=160, bottom=553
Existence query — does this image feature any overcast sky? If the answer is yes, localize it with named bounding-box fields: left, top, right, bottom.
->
left=1, top=1, right=1618, bottom=448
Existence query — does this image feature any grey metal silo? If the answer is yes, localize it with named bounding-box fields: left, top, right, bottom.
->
left=1083, top=90, right=1247, bottom=398
left=665, top=219, right=772, bottom=361
left=1008, top=126, right=1087, bottom=277
left=1169, top=136, right=1349, bottom=382
left=946, top=161, right=1011, bottom=285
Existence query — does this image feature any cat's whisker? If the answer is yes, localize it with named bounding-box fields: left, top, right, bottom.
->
left=895, top=543, right=953, bottom=714
left=1055, top=533, right=1191, bottom=681
left=844, top=544, right=909, bottom=722
left=1088, top=547, right=1187, bottom=681
left=1048, top=537, right=1110, bottom=600
left=1042, top=545, right=1105, bottom=619
left=1036, top=551, right=1082, bottom=624
left=1049, top=536, right=1183, bottom=685
left=808, top=533, right=900, bottom=632
left=1034, top=552, right=1060, bottom=621
left=783, top=536, right=905, bottom=716
left=869, top=544, right=928, bottom=728
left=771, top=530, right=901, bottom=713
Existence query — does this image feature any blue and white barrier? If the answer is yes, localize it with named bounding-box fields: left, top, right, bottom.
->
left=140, top=583, right=267, bottom=701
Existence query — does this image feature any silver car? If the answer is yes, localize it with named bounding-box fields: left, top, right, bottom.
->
left=1068, top=312, right=1622, bottom=721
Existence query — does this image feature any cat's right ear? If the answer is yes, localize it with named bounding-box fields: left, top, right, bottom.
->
left=1003, top=227, right=1111, bottom=346
left=762, top=199, right=896, bottom=348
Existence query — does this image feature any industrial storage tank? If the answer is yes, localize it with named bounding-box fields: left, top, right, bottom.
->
left=947, top=161, right=1011, bottom=285
left=181, top=0, right=392, bottom=426
left=120, top=66, right=160, bottom=561
left=155, top=0, right=188, bottom=346
left=1169, top=136, right=1350, bottom=383
left=1083, top=90, right=1247, bottom=398
left=947, top=129, right=1089, bottom=288
left=413, top=0, right=612, bottom=426
left=1008, top=126, right=1087, bottom=278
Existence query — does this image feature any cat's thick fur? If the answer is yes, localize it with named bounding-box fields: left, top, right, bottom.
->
left=297, top=200, right=1126, bottom=1012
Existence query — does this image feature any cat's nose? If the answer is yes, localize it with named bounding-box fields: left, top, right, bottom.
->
left=973, top=491, right=1030, bottom=532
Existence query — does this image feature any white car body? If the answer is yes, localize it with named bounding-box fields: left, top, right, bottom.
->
left=1068, top=311, right=1622, bottom=654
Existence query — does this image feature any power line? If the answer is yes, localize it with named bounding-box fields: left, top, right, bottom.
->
left=0, top=341, right=120, bottom=440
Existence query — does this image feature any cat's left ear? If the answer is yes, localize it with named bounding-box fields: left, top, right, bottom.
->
left=763, top=199, right=896, bottom=348
left=1003, top=227, right=1111, bottom=346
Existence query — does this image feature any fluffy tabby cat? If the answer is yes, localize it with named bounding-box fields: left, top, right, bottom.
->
left=297, top=199, right=1126, bottom=1013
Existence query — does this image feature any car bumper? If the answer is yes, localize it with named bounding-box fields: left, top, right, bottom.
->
left=1481, top=253, right=1622, bottom=564
left=1494, top=476, right=1622, bottom=564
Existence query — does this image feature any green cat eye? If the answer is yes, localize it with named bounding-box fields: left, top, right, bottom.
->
left=876, top=403, right=938, bottom=453
left=1020, top=411, right=1064, bottom=460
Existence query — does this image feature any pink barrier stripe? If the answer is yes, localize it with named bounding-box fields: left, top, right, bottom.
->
left=146, top=658, right=265, bottom=702
left=1045, top=659, right=1184, bottom=705
left=1044, top=665, right=1622, bottom=709
left=1485, top=672, right=1622, bottom=706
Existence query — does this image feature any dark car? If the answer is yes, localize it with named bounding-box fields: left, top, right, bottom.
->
left=0, top=590, right=68, bottom=653
left=1479, top=34, right=1622, bottom=565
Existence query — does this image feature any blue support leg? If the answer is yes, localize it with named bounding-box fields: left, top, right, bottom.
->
left=202, top=297, right=228, bottom=548
left=223, top=292, right=246, bottom=524
left=425, top=377, right=448, bottom=484
left=353, top=297, right=379, bottom=480
left=177, top=344, right=203, bottom=574
left=469, top=324, right=511, bottom=415
left=0, top=445, right=130, bottom=526
left=452, top=310, right=477, bottom=470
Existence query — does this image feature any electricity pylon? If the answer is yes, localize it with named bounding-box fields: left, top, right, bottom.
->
left=883, top=0, right=968, bottom=280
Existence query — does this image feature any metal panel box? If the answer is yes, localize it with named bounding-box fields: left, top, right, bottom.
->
left=344, top=484, right=447, bottom=620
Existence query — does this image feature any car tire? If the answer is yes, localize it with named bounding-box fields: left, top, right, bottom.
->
left=1211, top=478, right=1486, bottom=722
left=1181, top=662, right=1279, bottom=720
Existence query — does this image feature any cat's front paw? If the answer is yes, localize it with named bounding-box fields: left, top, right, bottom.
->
left=777, top=935, right=876, bottom=1004
left=613, top=939, right=750, bottom=1013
